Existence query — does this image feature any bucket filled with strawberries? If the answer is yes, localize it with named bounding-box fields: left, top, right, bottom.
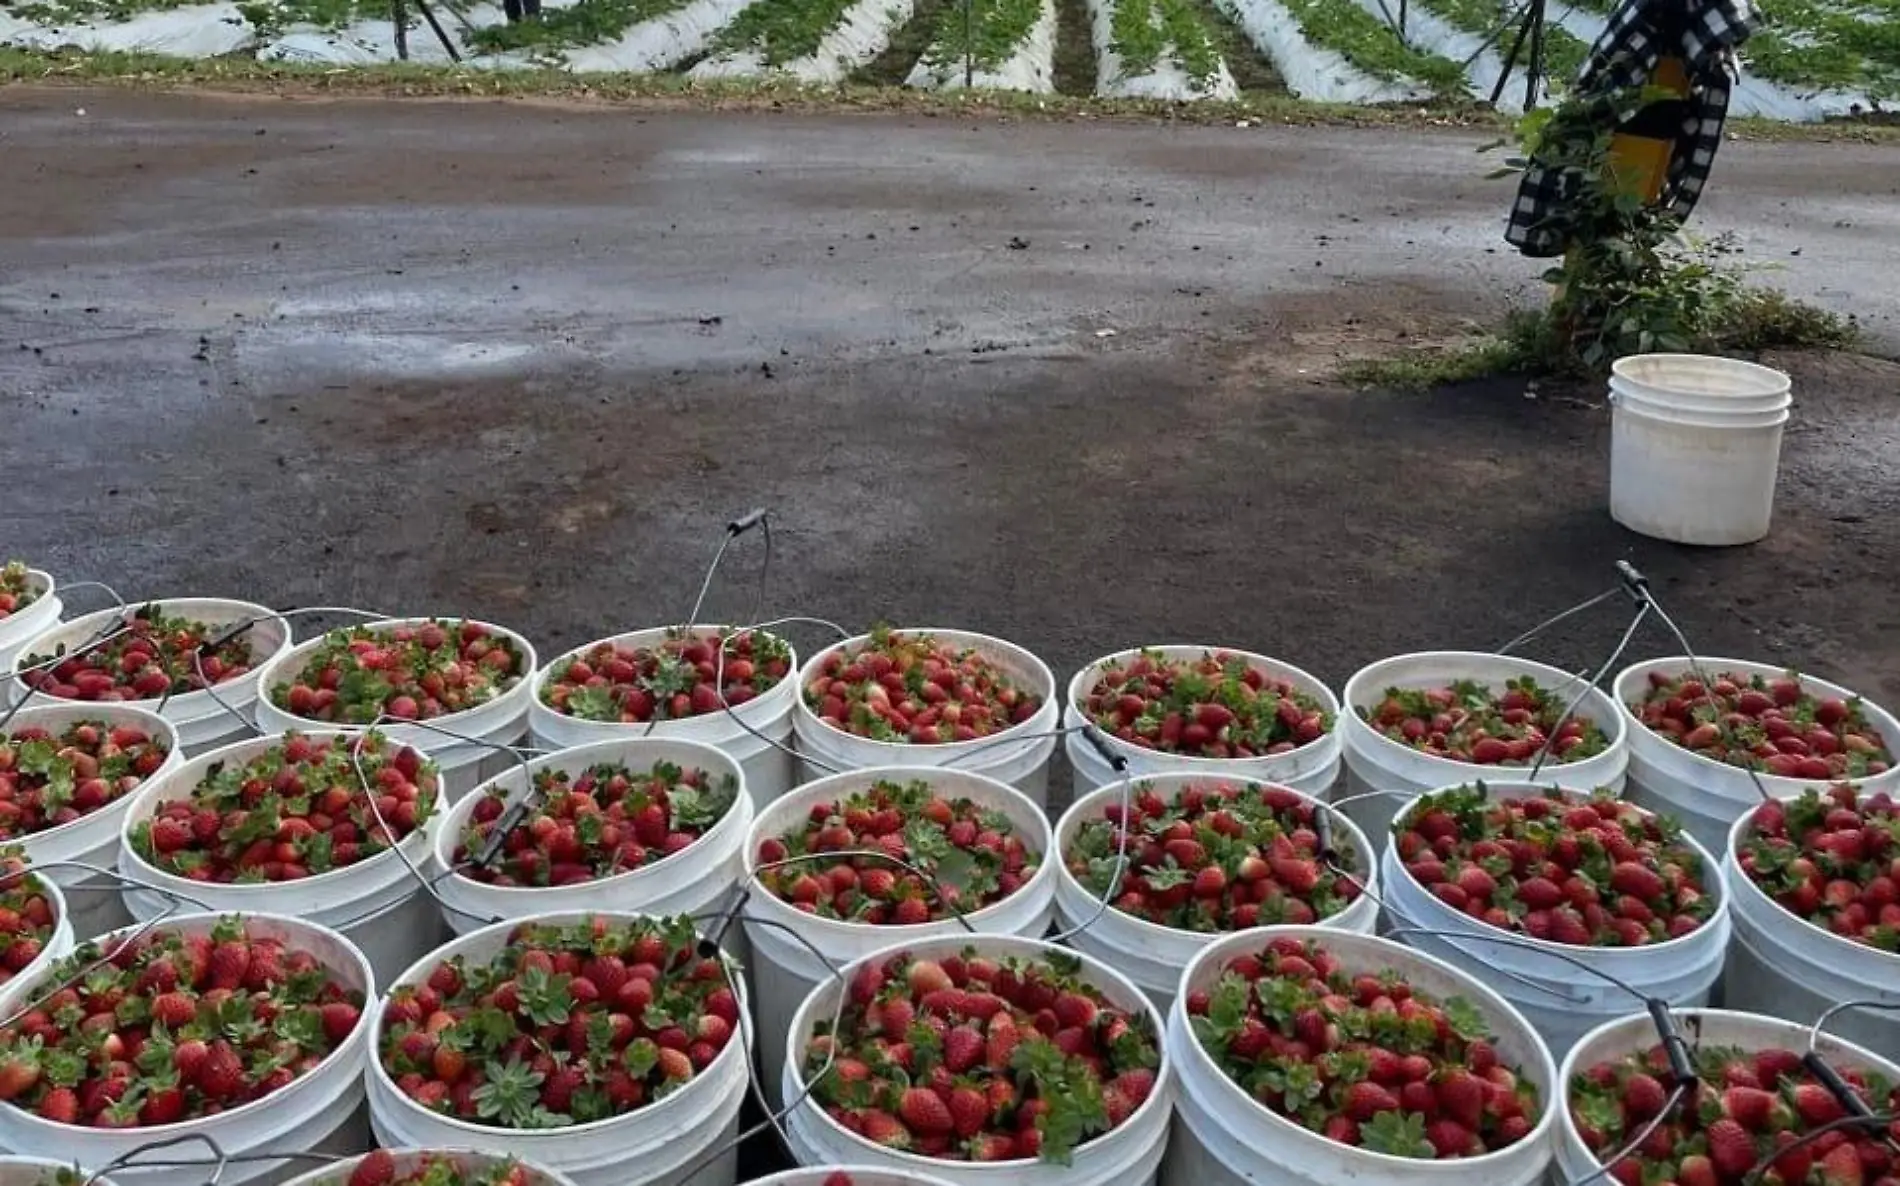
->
left=431, top=738, right=752, bottom=941
left=0, top=563, right=61, bottom=677
left=281, top=1149, right=579, bottom=1186
left=0, top=848, right=70, bottom=1007
left=0, top=911, right=374, bottom=1186
left=1052, top=775, right=1377, bottom=1011
left=784, top=935, right=1174, bottom=1185
left=1724, top=783, right=1900, bottom=1062
left=793, top=627, right=1058, bottom=805
left=1555, top=1007, right=1900, bottom=1186
left=256, top=617, right=538, bottom=799
left=0, top=704, right=179, bottom=939
left=116, top=729, right=444, bottom=985
left=1065, top=646, right=1341, bottom=802
left=531, top=625, right=800, bottom=807
left=1167, top=927, right=1558, bottom=1186
left=749, top=1170, right=960, bottom=1186
left=742, top=768, right=1056, bottom=1108
left=1339, top=651, right=1630, bottom=850
left=9, top=599, right=292, bottom=754
left=1381, top=781, right=1730, bottom=1057
left=366, top=912, right=751, bottom=1186
left=1615, top=657, right=1900, bottom=854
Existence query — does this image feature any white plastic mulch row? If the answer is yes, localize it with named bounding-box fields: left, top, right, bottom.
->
left=905, top=0, right=1058, bottom=93
left=1340, top=0, right=1528, bottom=111
left=1209, top=0, right=1424, bottom=102
left=1085, top=0, right=1238, bottom=99
left=690, top=0, right=916, bottom=83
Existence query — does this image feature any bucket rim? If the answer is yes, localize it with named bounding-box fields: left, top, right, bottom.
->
left=1610, top=353, right=1791, bottom=400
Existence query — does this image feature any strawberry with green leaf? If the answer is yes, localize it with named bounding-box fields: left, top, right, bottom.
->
left=0, top=719, right=170, bottom=840
left=1633, top=668, right=1893, bottom=779
left=378, top=914, right=736, bottom=1129
left=1570, top=1041, right=1900, bottom=1186
left=1066, top=779, right=1363, bottom=932
left=804, top=627, right=1042, bottom=745
left=1187, top=934, right=1541, bottom=1158
left=804, top=945, right=1160, bottom=1164
left=540, top=628, right=792, bottom=724
left=1738, top=783, right=1900, bottom=951
left=271, top=618, right=525, bottom=724
left=0, top=562, right=39, bottom=621
left=1083, top=649, right=1332, bottom=759
left=129, top=730, right=437, bottom=883
left=23, top=604, right=256, bottom=702
left=1362, top=676, right=1609, bottom=765
left=1395, top=783, right=1714, bottom=947
left=0, top=914, right=363, bottom=1127
left=755, top=778, right=1039, bottom=924
left=454, top=759, right=739, bottom=887
left=342, top=1151, right=535, bottom=1186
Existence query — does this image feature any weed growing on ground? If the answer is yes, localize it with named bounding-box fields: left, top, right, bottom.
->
left=709, top=0, right=860, bottom=64
left=921, top=0, right=1042, bottom=73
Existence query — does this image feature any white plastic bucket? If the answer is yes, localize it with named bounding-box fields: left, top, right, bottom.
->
left=279, top=1148, right=579, bottom=1186
left=1554, top=1008, right=1900, bottom=1185
left=742, top=766, right=1056, bottom=1107
left=1380, top=782, right=1730, bottom=1060
left=0, top=1156, right=116, bottom=1186
left=1064, top=646, right=1342, bottom=802
left=0, top=911, right=374, bottom=1186
left=792, top=629, right=1059, bottom=806
left=1051, top=774, right=1378, bottom=1014
left=1723, top=803, right=1900, bottom=1063
left=431, top=737, right=752, bottom=940
left=253, top=617, right=539, bottom=802
left=1613, top=655, right=1900, bottom=855
left=0, top=869, right=73, bottom=1015
left=366, top=911, right=752, bottom=1186
left=1163, top=926, right=1558, bottom=1186
left=116, top=730, right=445, bottom=988
left=7, top=599, right=292, bottom=755
left=0, top=703, right=184, bottom=940
left=781, top=933, right=1175, bottom=1186
left=749, top=1170, right=958, bottom=1186
left=1339, top=651, right=1629, bottom=852
left=1608, top=354, right=1793, bottom=547
left=0, top=570, right=63, bottom=678
left=529, top=625, right=799, bottom=809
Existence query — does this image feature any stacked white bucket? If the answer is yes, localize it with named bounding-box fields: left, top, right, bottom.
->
left=1063, top=646, right=1343, bottom=801
left=0, top=569, right=62, bottom=675
left=529, top=625, right=801, bottom=810
left=253, top=616, right=539, bottom=801
left=1378, top=782, right=1731, bottom=1058
left=1338, top=651, right=1630, bottom=850
left=792, top=629, right=1060, bottom=806
left=6, top=598, right=293, bottom=756
left=1607, top=354, right=1793, bottom=547
left=1612, top=655, right=1900, bottom=855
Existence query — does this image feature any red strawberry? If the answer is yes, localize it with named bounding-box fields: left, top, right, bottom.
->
left=1706, top=1118, right=1760, bottom=1178
left=899, top=1087, right=955, bottom=1135
left=943, top=1026, right=983, bottom=1074
left=1819, top=1141, right=1866, bottom=1186
left=348, top=1151, right=398, bottom=1186
left=948, top=1085, right=988, bottom=1137
left=1343, top=1081, right=1400, bottom=1121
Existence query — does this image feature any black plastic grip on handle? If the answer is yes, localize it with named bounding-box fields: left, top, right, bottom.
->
left=1649, top=999, right=1697, bottom=1087
left=1803, top=1052, right=1879, bottom=1121
left=200, top=619, right=255, bottom=656
left=1313, top=808, right=1337, bottom=864
left=1616, top=561, right=1651, bottom=604
left=1079, top=723, right=1129, bottom=775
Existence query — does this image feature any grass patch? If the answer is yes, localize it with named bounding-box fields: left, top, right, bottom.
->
left=709, top=0, right=860, bottom=63
left=1107, top=0, right=1221, bottom=86
left=1276, top=0, right=1467, bottom=92
left=1411, top=0, right=1590, bottom=86
left=915, top=0, right=1039, bottom=73
left=465, top=0, right=695, bottom=51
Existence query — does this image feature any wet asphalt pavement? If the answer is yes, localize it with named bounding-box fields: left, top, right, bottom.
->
left=3, top=88, right=1900, bottom=715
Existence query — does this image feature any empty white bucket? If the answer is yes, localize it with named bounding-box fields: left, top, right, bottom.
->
left=8, top=599, right=293, bottom=756
left=1, top=703, right=185, bottom=940
left=1608, top=353, right=1793, bottom=547
left=742, top=766, right=1054, bottom=1108
left=1339, top=651, right=1629, bottom=852
left=792, top=629, right=1059, bottom=806
left=1723, top=802, right=1900, bottom=1063
left=1164, top=926, right=1558, bottom=1186
left=1051, top=774, right=1378, bottom=1015
left=1612, top=655, right=1900, bottom=855
left=0, top=570, right=62, bottom=678
left=117, top=730, right=446, bottom=988
left=1380, top=781, right=1730, bottom=1060
left=1064, top=646, right=1342, bottom=802
left=253, top=617, right=538, bottom=802
left=529, top=625, right=799, bottom=810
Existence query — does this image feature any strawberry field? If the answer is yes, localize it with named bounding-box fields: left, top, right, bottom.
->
left=0, top=0, right=1894, bottom=118
left=0, top=552, right=1897, bottom=1186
